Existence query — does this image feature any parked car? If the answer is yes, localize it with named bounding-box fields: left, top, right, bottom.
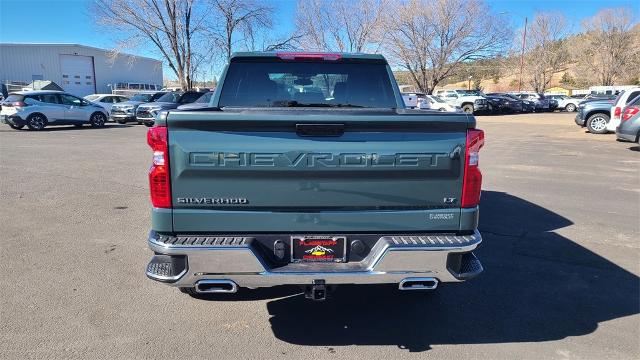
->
left=584, top=93, right=617, bottom=101
left=513, top=93, right=550, bottom=112
left=575, top=98, right=615, bottom=134
left=145, top=51, right=485, bottom=300
left=616, top=95, right=640, bottom=143
left=485, top=94, right=523, bottom=113
left=176, top=91, right=214, bottom=110
left=608, top=87, right=640, bottom=133
left=432, top=89, right=489, bottom=114
left=136, top=90, right=204, bottom=126
left=0, top=90, right=109, bottom=130
left=488, top=93, right=531, bottom=113
left=423, top=95, right=459, bottom=112
left=84, top=94, right=129, bottom=116
left=545, top=95, right=580, bottom=112
left=111, top=91, right=166, bottom=124
left=401, top=92, right=421, bottom=108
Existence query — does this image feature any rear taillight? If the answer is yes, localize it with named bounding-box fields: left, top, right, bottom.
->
left=622, top=106, right=639, bottom=122
left=461, top=129, right=485, bottom=208
left=147, top=126, right=171, bottom=208
left=613, top=106, right=622, bottom=119
left=6, top=101, right=27, bottom=107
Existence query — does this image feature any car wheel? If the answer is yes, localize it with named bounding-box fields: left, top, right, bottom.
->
left=462, top=104, right=474, bottom=114
left=26, top=113, right=47, bottom=130
left=8, top=123, right=25, bottom=130
left=116, top=119, right=127, bottom=124
left=439, top=107, right=446, bottom=112
left=566, top=103, right=576, bottom=112
left=74, top=123, right=83, bottom=128
left=586, top=113, right=609, bottom=134
left=90, top=112, right=107, bottom=128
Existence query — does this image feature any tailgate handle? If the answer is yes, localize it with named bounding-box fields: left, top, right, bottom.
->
left=296, top=123, right=345, bottom=137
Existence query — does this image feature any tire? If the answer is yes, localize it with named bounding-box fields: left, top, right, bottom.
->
left=74, top=123, right=83, bottom=128
left=8, top=123, right=24, bottom=130
left=137, top=121, right=142, bottom=125
left=462, top=104, right=474, bottom=114
left=26, top=113, right=47, bottom=130
left=116, top=119, right=127, bottom=124
left=438, top=107, right=446, bottom=112
left=144, top=122, right=153, bottom=127
left=586, top=113, right=609, bottom=134
left=566, top=103, right=577, bottom=112
left=89, top=112, right=107, bottom=128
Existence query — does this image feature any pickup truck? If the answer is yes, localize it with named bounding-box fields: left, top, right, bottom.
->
left=432, top=89, right=489, bottom=114
left=145, top=52, right=484, bottom=301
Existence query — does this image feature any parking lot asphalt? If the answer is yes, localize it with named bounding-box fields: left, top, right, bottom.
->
left=0, top=112, right=638, bottom=360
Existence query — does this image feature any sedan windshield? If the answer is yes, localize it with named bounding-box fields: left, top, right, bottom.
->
left=457, top=90, right=484, bottom=96
left=131, top=93, right=153, bottom=102
left=156, top=92, right=182, bottom=103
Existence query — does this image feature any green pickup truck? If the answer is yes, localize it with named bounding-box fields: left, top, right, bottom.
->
left=145, top=52, right=484, bottom=300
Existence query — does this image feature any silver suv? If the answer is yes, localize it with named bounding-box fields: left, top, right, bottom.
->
left=0, top=90, right=108, bottom=130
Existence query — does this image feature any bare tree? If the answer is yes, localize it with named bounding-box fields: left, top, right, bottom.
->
left=383, top=0, right=511, bottom=94
left=578, top=8, right=639, bottom=86
left=208, top=0, right=280, bottom=60
left=295, top=0, right=388, bottom=52
left=519, top=13, right=570, bottom=93
left=94, top=0, right=206, bottom=90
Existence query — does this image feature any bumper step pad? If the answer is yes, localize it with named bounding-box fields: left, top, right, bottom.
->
left=146, top=255, right=188, bottom=282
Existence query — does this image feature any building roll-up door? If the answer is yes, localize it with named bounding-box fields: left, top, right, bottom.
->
left=59, top=54, right=95, bottom=96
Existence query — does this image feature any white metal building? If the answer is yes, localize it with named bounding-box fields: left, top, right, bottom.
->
left=0, top=43, right=163, bottom=96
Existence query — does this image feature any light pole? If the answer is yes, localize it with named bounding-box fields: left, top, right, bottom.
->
left=518, top=17, right=528, bottom=92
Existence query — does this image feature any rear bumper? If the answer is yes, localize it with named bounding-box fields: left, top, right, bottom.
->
left=1, top=114, right=26, bottom=126
left=146, top=230, right=483, bottom=289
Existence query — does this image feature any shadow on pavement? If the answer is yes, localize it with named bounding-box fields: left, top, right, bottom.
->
left=261, top=190, right=639, bottom=351
left=4, top=124, right=133, bottom=132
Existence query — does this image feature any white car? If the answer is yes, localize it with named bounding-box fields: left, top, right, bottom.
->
left=423, top=95, right=459, bottom=112
left=84, top=94, right=130, bottom=115
left=545, top=95, right=581, bottom=112
left=608, top=87, right=640, bottom=132
left=432, top=89, right=489, bottom=114
left=0, top=90, right=109, bottom=130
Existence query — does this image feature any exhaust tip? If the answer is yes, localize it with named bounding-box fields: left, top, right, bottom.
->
left=195, top=280, right=238, bottom=294
left=399, top=277, right=438, bottom=290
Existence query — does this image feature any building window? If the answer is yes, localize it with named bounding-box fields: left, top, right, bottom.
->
left=75, top=82, right=81, bottom=85
left=86, top=82, right=92, bottom=85
left=74, top=75, right=80, bottom=79
left=86, top=76, right=92, bottom=79
left=62, top=75, right=69, bottom=78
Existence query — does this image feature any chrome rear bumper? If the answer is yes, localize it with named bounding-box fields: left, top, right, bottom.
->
left=146, top=230, right=483, bottom=289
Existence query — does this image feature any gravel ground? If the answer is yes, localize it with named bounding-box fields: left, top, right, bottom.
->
left=0, top=112, right=638, bottom=360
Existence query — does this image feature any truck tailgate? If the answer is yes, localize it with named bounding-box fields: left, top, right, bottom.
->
left=167, top=110, right=472, bottom=232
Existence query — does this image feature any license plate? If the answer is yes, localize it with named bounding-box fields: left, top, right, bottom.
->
left=291, top=235, right=346, bottom=263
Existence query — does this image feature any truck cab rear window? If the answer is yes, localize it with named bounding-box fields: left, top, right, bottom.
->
left=218, top=61, right=397, bottom=108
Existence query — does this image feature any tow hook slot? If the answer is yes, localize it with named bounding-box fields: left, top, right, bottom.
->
left=305, top=279, right=327, bottom=301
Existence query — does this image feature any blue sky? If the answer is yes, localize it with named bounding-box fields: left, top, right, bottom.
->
left=1, top=0, right=637, bottom=77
